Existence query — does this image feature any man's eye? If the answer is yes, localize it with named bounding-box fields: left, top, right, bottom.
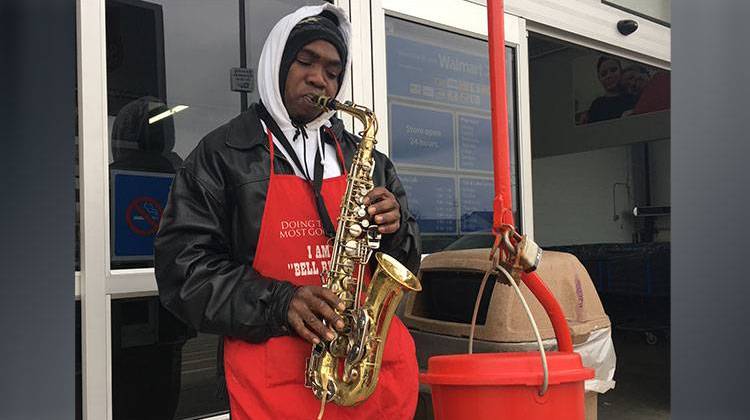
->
left=327, top=72, right=339, bottom=80
left=296, top=59, right=311, bottom=66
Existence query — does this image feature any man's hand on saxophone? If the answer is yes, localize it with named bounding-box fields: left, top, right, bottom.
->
left=288, top=286, right=347, bottom=345
left=364, top=187, right=401, bottom=235
left=287, top=185, right=402, bottom=346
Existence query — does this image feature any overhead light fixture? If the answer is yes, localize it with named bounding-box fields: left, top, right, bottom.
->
left=633, top=206, right=671, bottom=217
left=149, top=105, right=189, bottom=124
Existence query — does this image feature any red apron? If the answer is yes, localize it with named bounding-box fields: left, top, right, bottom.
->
left=223, top=128, right=418, bottom=420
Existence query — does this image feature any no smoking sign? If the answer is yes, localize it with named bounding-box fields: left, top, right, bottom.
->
left=112, top=171, right=174, bottom=260
left=125, top=196, right=164, bottom=237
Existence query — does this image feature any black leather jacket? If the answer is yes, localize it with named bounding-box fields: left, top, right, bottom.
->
left=154, top=103, right=421, bottom=343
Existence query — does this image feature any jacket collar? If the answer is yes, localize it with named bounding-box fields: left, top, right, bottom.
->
left=224, top=104, right=266, bottom=150
left=225, top=102, right=349, bottom=150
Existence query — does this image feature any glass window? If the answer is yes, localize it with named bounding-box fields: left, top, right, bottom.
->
left=75, top=301, right=82, bottom=419
left=75, top=135, right=81, bottom=272
left=106, top=0, right=241, bottom=270
left=74, top=43, right=82, bottom=419
left=104, top=1, right=324, bottom=418
left=110, top=296, right=227, bottom=420
left=106, top=0, right=324, bottom=269
left=385, top=16, right=521, bottom=253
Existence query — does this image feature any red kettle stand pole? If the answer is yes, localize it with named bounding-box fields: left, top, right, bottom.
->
left=487, top=0, right=573, bottom=353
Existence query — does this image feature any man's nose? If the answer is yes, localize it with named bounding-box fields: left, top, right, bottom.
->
left=306, top=65, right=327, bottom=88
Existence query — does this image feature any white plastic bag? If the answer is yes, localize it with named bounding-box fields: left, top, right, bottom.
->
left=576, top=327, right=617, bottom=393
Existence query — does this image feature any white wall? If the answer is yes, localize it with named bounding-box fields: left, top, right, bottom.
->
left=532, top=146, right=636, bottom=246
left=532, top=141, right=670, bottom=246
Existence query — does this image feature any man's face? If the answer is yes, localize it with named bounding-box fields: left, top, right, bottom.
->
left=283, top=39, right=343, bottom=124
left=597, top=59, right=621, bottom=93
left=621, top=68, right=649, bottom=96
left=621, top=69, right=637, bottom=95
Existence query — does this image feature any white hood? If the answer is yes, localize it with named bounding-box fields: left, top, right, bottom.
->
left=257, top=3, right=351, bottom=134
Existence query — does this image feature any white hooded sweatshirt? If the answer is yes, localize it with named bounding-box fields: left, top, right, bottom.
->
left=257, top=4, right=352, bottom=179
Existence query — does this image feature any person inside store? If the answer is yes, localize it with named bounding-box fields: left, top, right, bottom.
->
left=620, top=64, right=650, bottom=98
left=154, top=4, right=421, bottom=419
left=619, top=64, right=650, bottom=117
left=585, top=55, right=638, bottom=123
left=632, top=68, right=670, bottom=115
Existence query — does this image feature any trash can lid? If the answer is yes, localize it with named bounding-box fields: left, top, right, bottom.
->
left=420, top=351, right=594, bottom=386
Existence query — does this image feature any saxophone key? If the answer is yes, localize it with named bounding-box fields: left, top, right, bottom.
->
left=366, top=226, right=381, bottom=249
left=344, top=240, right=359, bottom=256
left=329, top=335, right=349, bottom=357
left=348, top=223, right=363, bottom=237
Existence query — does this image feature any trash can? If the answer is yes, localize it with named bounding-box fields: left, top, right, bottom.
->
left=401, top=249, right=615, bottom=420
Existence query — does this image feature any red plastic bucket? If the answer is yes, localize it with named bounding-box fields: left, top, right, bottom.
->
left=420, top=352, right=594, bottom=420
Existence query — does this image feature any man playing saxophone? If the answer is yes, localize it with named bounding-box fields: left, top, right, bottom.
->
left=154, top=4, right=421, bottom=419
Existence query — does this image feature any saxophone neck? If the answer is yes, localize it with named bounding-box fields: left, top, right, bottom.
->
left=314, top=95, right=378, bottom=154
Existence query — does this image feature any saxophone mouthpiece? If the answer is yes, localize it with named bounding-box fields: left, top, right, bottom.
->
left=314, top=95, right=339, bottom=111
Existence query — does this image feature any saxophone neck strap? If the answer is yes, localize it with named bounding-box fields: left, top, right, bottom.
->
left=311, top=155, right=336, bottom=238
left=257, top=103, right=337, bottom=238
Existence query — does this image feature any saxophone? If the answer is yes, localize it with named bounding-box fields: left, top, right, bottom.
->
left=305, top=95, right=422, bottom=410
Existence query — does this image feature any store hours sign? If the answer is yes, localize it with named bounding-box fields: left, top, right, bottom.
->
left=386, top=19, right=496, bottom=237
left=389, top=103, right=454, bottom=168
